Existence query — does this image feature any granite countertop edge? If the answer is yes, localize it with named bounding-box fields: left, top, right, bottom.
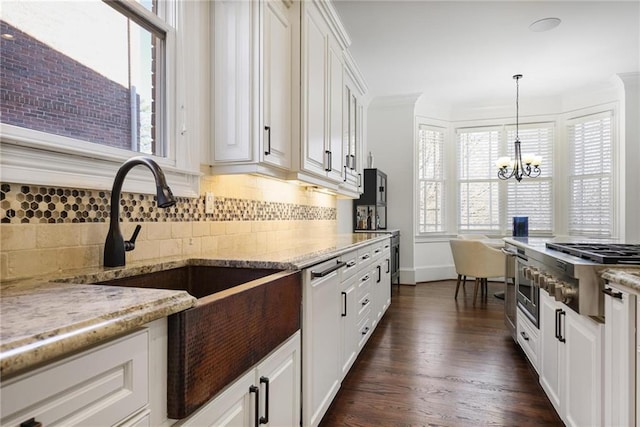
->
left=601, top=268, right=640, bottom=292
left=0, top=233, right=389, bottom=377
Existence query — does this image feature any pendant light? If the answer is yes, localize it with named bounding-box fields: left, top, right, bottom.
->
left=496, top=74, right=541, bottom=182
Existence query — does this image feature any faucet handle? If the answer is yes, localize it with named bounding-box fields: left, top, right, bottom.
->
left=124, top=224, right=142, bottom=252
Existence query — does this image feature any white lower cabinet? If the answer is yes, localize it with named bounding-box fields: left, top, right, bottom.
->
left=1, top=329, right=149, bottom=427
left=539, top=289, right=603, bottom=427
left=516, top=308, right=539, bottom=373
left=181, top=332, right=301, bottom=427
left=302, top=257, right=342, bottom=427
left=303, top=239, right=392, bottom=427
left=603, top=282, right=636, bottom=427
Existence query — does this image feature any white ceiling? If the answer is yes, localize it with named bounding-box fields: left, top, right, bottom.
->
left=332, top=0, right=640, bottom=109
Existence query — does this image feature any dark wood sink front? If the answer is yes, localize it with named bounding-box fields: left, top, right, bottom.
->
left=98, top=266, right=302, bottom=419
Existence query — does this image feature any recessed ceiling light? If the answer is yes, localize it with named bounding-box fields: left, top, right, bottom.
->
left=529, top=17, right=561, bottom=32
left=1, top=33, right=15, bottom=40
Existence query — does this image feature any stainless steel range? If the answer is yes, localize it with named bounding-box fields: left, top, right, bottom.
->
left=505, top=238, right=640, bottom=328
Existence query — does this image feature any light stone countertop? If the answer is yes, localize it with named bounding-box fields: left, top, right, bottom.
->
left=601, top=268, right=640, bottom=292
left=0, top=233, right=389, bottom=377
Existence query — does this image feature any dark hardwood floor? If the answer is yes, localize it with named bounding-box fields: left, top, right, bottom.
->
left=319, top=280, right=563, bottom=427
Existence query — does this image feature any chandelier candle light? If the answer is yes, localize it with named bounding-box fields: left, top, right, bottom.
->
left=496, top=74, right=542, bottom=181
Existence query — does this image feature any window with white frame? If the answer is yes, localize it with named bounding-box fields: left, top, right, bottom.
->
left=567, top=112, right=613, bottom=237
left=457, top=124, right=554, bottom=234
left=0, top=0, right=201, bottom=196
left=457, top=127, right=501, bottom=232
left=417, top=124, right=445, bottom=233
left=1, top=0, right=167, bottom=155
left=505, top=125, right=554, bottom=234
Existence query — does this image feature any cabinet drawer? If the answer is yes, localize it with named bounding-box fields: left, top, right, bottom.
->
left=357, top=270, right=372, bottom=299
left=358, top=292, right=373, bottom=317
left=357, top=315, right=372, bottom=349
left=341, top=250, right=358, bottom=281
left=371, top=243, right=384, bottom=260
left=357, top=245, right=373, bottom=268
left=517, top=309, right=539, bottom=373
left=1, top=329, right=149, bottom=427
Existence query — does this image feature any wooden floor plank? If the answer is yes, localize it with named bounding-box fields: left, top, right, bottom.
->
left=320, top=280, right=563, bottom=427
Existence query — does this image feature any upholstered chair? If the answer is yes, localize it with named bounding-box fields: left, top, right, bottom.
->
left=449, top=239, right=508, bottom=305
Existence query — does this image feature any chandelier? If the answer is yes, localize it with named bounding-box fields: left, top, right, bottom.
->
left=496, top=74, right=541, bottom=181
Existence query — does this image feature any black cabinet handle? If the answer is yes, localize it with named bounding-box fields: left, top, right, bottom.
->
left=343, top=165, right=348, bottom=182
left=603, top=287, right=623, bottom=299
left=361, top=274, right=370, bottom=282
left=361, top=254, right=370, bottom=260
left=377, top=265, right=381, bottom=283
left=555, top=308, right=561, bottom=340
left=358, top=173, right=362, bottom=188
left=249, top=385, right=259, bottom=427
left=558, top=310, right=566, bottom=343
left=264, top=126, right=271, bottom=155
left=20, top=419, right=42, bottom=427
left=311, top=260, right=346, bottom=278
left=361, top=326, right=370, bottom=336
left=346, top=260, right=356, bottom=268
left=259, top=377, right=269, bottom=424
left=124, top=224, right=142, bottom=251
left=362, top=298, right=370, bottom=307
left=386, top=258, right=390, bottom=274
left=520, top=331, right=530, bottom=341
left=341, top=291, right=347, bottom=317
left=350, top=154, right=355, bottom=170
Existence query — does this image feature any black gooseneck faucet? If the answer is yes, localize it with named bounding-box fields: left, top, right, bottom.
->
left=104, top=156, right=177, bottom=267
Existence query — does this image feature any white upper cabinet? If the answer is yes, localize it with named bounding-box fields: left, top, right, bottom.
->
left=211, top=0, right=298, bottom=177
left=263, top=0, right=295, bottom=169
left=341, top=52, right=368, bottom=196
left=300, top=0, right=345, bottom=183
left=211, top=0, right=368, bottom=195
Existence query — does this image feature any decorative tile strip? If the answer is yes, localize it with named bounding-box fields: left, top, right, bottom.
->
left=0, top=183, right=336, bottom=224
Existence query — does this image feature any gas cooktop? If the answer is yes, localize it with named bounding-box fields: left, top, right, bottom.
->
left=546, top=242, right=640, bottom=264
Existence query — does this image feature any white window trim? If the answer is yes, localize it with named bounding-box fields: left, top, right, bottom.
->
left=0, top=0, right=203, bottom=197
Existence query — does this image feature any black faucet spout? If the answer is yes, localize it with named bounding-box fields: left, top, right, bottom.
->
left=104, top=156, right=177, bottom=267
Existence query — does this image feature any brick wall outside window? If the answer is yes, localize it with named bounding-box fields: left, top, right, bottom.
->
left=0, top=21, right=139, bottom=149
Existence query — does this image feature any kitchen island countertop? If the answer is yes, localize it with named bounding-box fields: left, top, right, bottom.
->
left=0, top=233, right=389, bottom=377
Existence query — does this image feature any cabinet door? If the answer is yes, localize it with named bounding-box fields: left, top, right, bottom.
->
left=326, top=36, right=344, bottom=182
left=213, top=0, right=253, bottom=163
left=256, top=332, right=300, bottom=427
left=262, top=0, right=293, bottom=169
left=340, top=278, right=358, bottom=380
left=181, top=370, right=254, bottom=427
left=604, top=284, right=636, bottom=427
left=538, top=290, right=561, bottom=413
left=302, top=262, right=341, bottom=427
left=301, top=2, right=328, bottom=177
left=381, top=248, right=392, bottom=314
left=563, top=309, right=603, bottom=427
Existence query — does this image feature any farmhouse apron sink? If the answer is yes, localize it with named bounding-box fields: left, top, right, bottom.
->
left=96, top=265, right=302, bottom=419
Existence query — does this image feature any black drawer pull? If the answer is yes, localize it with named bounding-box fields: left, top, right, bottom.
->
left=602, top=287, right=623, bottom=299
left=520, top=331, right=530, bottom=341
left=311, top=260, right=346, bottom=278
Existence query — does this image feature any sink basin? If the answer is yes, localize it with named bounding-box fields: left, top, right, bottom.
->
left=97, top=265, right=302, bottom=419
left=95, top=265, right=283, bottom=298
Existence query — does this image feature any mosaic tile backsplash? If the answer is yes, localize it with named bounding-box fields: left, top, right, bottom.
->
left=0, top=183, right=337, bottom=224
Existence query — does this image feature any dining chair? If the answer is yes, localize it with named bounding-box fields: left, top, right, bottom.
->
left=449, top=239, right=508, bottom=305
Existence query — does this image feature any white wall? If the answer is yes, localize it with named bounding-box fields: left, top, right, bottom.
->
left=366, top=94, right=420, bottom=284
left=618, top=73, right=640, bottom=242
